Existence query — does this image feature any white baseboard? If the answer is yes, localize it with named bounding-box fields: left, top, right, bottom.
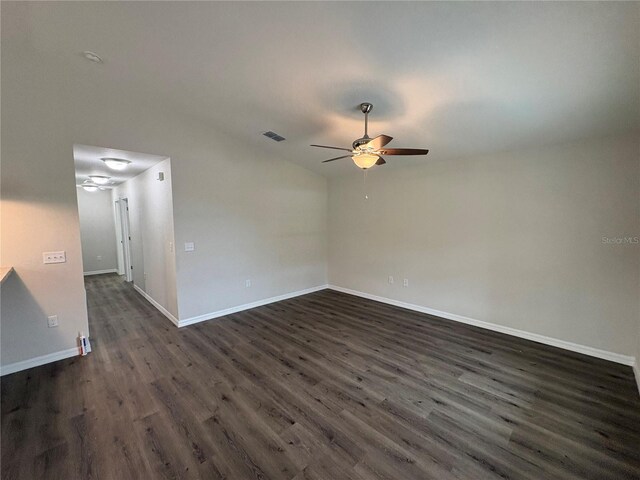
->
left=178, top=284, right=329, bottom=328
left=633, top=362, right=640, bottom=396
left=1, top=347, right=79, bottom=376
left=328, top=285, right=636, bottom=367
left=84, top=269, right=118, bottom=276
left=133, top=284, right=179, bottom=327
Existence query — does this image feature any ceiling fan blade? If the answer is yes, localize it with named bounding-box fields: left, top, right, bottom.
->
left=322, top=155, right=352, bottom=163
left=379, top=148, right=429, bottom=156
left=375, top=156, right=386, bottom=165
left=365, top=135, right=393, bottom=150
left=311, top=144, right=353, bottom=152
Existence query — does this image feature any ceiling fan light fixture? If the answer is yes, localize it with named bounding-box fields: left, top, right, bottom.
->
left=312, top=102, right=429, bottom=169
left=101, top=158, right=131, bottom=170
left=352, top=153, right=378, bottom=169
left=88, top=175, right=111, bottom=185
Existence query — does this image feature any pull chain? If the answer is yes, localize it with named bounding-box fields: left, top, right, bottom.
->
left=363, top=169, right=368, bottom=200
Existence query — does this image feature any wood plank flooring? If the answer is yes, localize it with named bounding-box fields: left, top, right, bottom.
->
left=2, top=274, right=639, bottom=479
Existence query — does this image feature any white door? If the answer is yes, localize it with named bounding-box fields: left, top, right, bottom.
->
left=114, top=200, right=125, bottom=275
left=118, top=198, right=133, bottom=282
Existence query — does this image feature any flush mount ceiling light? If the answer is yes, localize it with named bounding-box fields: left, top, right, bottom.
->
left=101, top=158, right=131, bottom=170
left=82, top=51, right=103, bottom=63
left=80, top=182, right=99, bottom=192
left=311, top=103, right=429, bottom=169
left=88, top=175, right=111, bottom=185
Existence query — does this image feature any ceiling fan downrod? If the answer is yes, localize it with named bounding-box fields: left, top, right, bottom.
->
left=360, top=102, right=372, bottom=139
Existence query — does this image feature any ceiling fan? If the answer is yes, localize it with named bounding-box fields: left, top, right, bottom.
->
left=311, top=102, right=429, bottom=169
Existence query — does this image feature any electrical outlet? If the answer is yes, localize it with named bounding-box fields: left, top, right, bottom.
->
left=388, top=276, right=394, bottom=284
left=43, top=251, right=66, bottom=264
left=97, top=255, right=102, bottom=261
left=245, top=279, right=251, bottom=288
left=403, top=278, right=409, bottom=287
left=47, top=315, right=59, bottom=328
left=184, top=242, right=195, bottom=252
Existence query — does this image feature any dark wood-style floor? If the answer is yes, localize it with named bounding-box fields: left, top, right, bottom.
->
left=2, top=274, right=639, bottom=479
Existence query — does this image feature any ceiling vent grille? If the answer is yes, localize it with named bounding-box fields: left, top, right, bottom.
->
left=262, top=131, right=286, bottom=142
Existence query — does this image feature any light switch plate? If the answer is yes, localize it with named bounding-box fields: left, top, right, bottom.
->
left=184, top=242, right=195, bottom=252
left=43, top=251, right=66, bottom=264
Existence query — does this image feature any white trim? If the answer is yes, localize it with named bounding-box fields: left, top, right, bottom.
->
left=133, top=284, right=180, bottom=327
left=328, top=285, right=636, bottom=366
left=83, top=269, right=118, bottom=276
left=633, top=361, right=640, bottom=396
left=1, top=347, right=79, bottom=376
left=178, top=285, right=329, bottom=328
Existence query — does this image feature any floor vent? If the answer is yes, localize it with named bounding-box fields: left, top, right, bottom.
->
left=262, top=131, right=286, bottom=142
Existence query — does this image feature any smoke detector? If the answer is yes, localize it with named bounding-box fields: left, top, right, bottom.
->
left=82, top=51, right=103, bottom=63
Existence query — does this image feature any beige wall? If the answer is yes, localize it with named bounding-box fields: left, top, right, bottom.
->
left=637, top=322, right=640, bottom=388
left=1, top=196, right=88, bottom=367
left=1, top=25, right=89, bottom=368
left=112, top=159, right=179, bottom=319
left=637, top=316, right=640, bottom=386
left=174, top=150, right=327, bottom=321
left=328, top=134, right=640, bottom=357
left=77, top=188, right=118, bottom=274
left=1, top=8, right=327, bottom=369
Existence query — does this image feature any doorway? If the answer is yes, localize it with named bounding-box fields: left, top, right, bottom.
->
left=74, top=143, right=179, bottom=325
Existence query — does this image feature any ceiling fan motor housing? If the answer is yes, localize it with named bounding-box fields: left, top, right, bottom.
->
left=352, top=137, right=371, bottom=150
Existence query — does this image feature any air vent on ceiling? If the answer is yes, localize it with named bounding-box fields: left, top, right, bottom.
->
left=262, top=131, right=286, bottom=142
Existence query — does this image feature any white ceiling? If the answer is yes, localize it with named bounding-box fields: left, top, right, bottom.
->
left=74, top=144, right=168, bottom=187
left=18, top=2, right=640, bottom=176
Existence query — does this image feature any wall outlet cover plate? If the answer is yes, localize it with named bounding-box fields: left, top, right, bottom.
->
left=43, top=251, right=66, bottom=264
